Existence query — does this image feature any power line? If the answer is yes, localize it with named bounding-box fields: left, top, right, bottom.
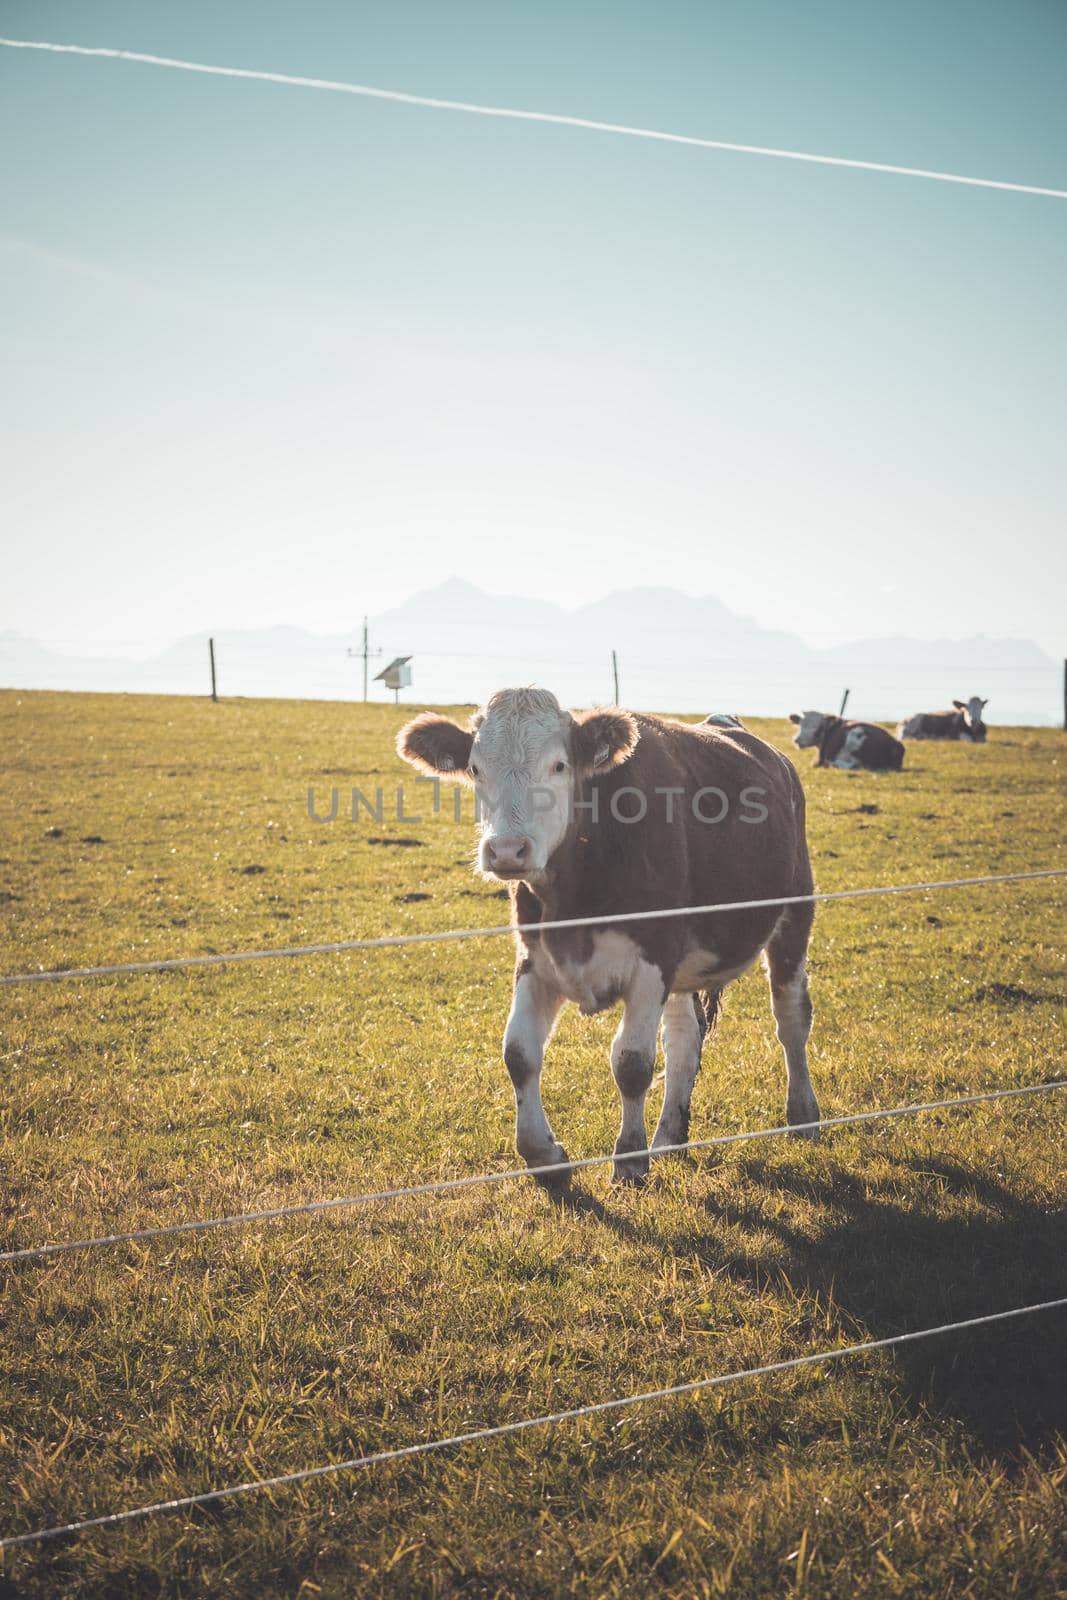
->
left=2, top=39, right=1065, bottom=200
left=3, top=1295, right=1063, bottom=1549
left=2, top=869, right=1063, bottom=988
left=2, top=1080, right=1062, bottom=1264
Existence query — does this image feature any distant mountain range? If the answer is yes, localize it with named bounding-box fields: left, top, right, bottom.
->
left=1, top=578, right=1059, bottom=724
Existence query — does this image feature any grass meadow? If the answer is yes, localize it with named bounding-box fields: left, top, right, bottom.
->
left=0, top=689, right=1064, bottom=1599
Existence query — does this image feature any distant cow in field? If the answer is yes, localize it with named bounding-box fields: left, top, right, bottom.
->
left=397, top=689, right=820, bottom=1189
left=897, top=697, right=988, bottom=742
left=789, top=712, right=905, bottom=771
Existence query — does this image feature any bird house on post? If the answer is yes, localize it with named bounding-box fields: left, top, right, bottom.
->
left=375, top=656, right=413, bottom=704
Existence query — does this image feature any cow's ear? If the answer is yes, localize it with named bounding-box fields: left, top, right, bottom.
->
left=951, top=700, right=965, bottom=711
left=980, top=698, right=989, bottom=709
left=573, top=709, right=639, bottom=773
left=396, top=714, right=475, bottom=781
left=789, top=712, right=801, bottom=724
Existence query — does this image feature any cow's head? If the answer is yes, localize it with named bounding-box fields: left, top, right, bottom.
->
left=952, top=697, right=988, bottom=741
left=789, top=710, right=828, bottom=749
left=397, top=688, right=639, bottom=880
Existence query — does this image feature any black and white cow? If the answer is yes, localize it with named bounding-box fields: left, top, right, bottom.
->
left=789, top=712, right=905, bottom=771
left=397, top=689, right=820, bottom=1190
left=897, top=698, right=988, bottom=742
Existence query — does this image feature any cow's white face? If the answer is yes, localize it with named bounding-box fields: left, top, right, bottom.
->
left=789, top=710, right=827, bottom=749
left=397, top=690, right=639, bottom=883
left=469, top=690, right=574, bottom=877
left=953, top=696, right=989, bottom=735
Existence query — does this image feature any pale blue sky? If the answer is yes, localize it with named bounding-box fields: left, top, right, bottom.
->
left=2, top=0, right=1065, bottom=655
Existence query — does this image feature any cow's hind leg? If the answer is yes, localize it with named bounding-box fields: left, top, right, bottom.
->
left=611, top=961, right=668, bottom=1186
left=764, top=907, right=820, bottom=1139
left=651, top=989, right=720, bottom=1157
left=503, top=965, right=568, bottom=1190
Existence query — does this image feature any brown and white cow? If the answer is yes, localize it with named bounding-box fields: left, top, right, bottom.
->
left=397, top=690, right=820, bottom=1190
left=897, top=697, right=988, bottom=742
left=789, top=711, right=905, bottom=772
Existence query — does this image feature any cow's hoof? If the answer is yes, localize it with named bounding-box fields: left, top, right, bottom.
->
left=611, top=1150, right=650, bottom=1187
left=528, top=1143, right=572, bottom=1193
left=788, top=1123, right=821, bottom=1142
left=786, top=1104, right=821, bottom=1141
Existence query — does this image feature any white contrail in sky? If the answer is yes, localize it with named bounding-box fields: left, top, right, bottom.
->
left=2, top=37, right=1066, bottom=200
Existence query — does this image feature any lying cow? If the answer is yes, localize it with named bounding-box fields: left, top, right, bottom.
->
left=897, top=697, right=988, bottom=742
left=789, top=711, right=904, bottom=771
left=397, top=689, right=820, bottom=1190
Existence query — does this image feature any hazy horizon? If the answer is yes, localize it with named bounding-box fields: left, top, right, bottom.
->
left=2, top=574, right=1059, bottom=724
left=2, top=570, right=1060, bottom=660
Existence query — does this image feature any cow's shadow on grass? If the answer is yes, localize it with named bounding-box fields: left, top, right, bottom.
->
left=614, top=1151, right=1065, bottom=1454
left=552, top=1185, right=648, bottom=1248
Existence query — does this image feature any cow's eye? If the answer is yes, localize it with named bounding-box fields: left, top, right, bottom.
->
left=470, top=763, right=480, bottom=778
left=553, top=760, right=567, bottom=774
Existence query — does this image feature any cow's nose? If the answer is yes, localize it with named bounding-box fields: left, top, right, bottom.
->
left=485, top=835, right=531, bottom=875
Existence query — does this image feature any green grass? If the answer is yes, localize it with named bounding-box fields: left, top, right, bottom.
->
left=0, top=689, right=1064, bottom=1599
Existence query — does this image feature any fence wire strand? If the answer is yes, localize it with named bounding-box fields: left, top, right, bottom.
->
left=3, top=1079, right=1062, bottom=1264
left=2, top=1296, right=1063, bottom=1550
left=2, top=868, right=1064, bottom=987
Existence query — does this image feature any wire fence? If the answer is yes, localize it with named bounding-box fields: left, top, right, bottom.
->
left=2, top=1079, right=1062, bottom=1266
left=3, top=1296, right=1063, bottom=1550
left=3, top=867, right=1064, bottom=987
left=1, top=785, right=1061, bottom=1552
left=3, top=834, right=1061, bottom=1552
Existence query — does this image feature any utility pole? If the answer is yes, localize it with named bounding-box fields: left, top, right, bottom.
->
left=611, top=649, right=620, bottom=705
left=839, top=687, right=850, bottom=717
left=347, top=617, right=380, bottom=702
left=209, top=637, right=218, bottom=702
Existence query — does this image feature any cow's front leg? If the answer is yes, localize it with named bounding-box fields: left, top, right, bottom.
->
left=503, top=962, right=568, bottom=1190
left=610, top=960, right=668, bottom=1186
